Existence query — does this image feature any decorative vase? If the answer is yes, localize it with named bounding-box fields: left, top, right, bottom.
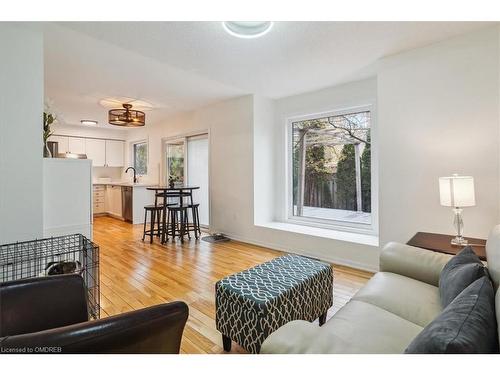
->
left=43, top=142, right=52, bottom=158
left=47, top=141, right=58, bottom=158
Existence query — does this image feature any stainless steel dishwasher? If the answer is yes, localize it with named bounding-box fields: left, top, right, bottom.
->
left=121, top=186, right=133, bottom=223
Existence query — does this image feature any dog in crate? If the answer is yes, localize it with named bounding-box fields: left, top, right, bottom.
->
left=39, top=260, right=83, bottom=276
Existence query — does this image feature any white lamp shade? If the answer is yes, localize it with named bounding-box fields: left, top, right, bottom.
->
left=439, top=175, right=475, bottom=207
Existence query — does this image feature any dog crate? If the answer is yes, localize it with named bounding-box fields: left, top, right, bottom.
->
left=0, top=234, right=100, bottom=319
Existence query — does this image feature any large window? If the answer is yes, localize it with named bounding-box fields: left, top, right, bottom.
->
left=290, top=108, right=372, bottom=229
left=133, top=141, right=148, bottom=175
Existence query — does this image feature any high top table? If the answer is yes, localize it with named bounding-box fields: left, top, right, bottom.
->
left=146, top=186, right=200, bottom=243
left=146, top=186, right=200, bottom=206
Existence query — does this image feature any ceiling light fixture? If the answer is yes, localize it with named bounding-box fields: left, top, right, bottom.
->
left=222, top=21, right=274, bottom=39
left=108, top=103, right=145, bottom=127
left=80, top=120, right=98, bottom=126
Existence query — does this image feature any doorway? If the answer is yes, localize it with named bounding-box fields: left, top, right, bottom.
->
left=163, top=133, right=209, bottom=227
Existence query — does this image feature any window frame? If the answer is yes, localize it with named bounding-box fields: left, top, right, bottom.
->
left=131, top=139, right=148, bottom=176
left=285, top=105, right=377, bottom=235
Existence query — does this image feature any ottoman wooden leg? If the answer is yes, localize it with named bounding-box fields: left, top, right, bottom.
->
left=222, top=334, right=232, bottom=352
left=222, top=335, right=231, bottom=352
left=319, top=311, right=327, bottom=326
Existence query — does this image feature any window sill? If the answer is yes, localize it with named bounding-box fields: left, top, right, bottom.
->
left=255, top=221, right=379, bottom=247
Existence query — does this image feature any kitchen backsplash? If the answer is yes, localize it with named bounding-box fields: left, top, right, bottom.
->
left=93, top=166, right=123, bottom=181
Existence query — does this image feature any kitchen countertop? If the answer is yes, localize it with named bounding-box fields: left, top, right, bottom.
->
left=93, top=181, right=158, bottom=188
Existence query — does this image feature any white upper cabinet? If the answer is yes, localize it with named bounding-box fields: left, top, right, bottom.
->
left=105, top=140, right=124, bottom=167
left=68, top=137, right=86, bottom=154
left=48, top=135, right=69, bottom=154
left=49, top=135, right=124, bottom=167
left=85, top=139, right=106, bottom=167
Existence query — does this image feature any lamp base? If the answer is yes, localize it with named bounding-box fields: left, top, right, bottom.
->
left=451, top=236, right=468, bottom=246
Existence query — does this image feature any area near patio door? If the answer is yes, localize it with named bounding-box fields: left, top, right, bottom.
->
left=164, top=133, right=209, bottom=226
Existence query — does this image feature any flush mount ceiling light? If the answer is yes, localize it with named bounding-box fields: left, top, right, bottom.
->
left=222, top=21, right=274, bottom=39
left=108, top=104, right=145, bottom=127
left=80, top=120, right=98, bottom=126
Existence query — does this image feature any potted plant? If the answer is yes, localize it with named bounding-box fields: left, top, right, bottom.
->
left=168, top=175, right=176, bottom=188
left=43, top=111, right=56, bottom=157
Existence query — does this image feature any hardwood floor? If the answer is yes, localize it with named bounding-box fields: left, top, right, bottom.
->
left=93, top=216, right=372, bottom=354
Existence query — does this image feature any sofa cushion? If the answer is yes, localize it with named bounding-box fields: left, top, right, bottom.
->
left=352, top=272, right=442, bottom=327
left=406, top=276, right=498, bottom=354
left=439, top=246, right=487, bottom=308
left=261, top=300, right=423, bottom=354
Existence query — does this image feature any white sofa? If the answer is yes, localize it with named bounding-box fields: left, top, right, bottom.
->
left=261, top=226, right=500, bottom=354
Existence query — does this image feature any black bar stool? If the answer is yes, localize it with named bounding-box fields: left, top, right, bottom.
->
left=142, top=192, right=170, bottom=244
left=185, top=203, right=201, bottom=239
left=164, top=205, right=190, bottom=242
left=177, top=190, right=202, bottom=240
left=159, top=191, right=183, bottom=243
left=142, top=204, right=163, bottom=244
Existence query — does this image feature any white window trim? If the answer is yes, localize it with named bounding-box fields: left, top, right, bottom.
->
left=130, top=139, right=149, bottom=177
left=284, top=104, right=378, bottom=236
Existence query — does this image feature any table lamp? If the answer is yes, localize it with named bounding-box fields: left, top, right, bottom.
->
left=439, top=174, right=475, bottom=246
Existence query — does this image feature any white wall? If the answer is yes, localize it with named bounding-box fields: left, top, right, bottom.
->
left=124, top=96, right=255, bottom=233
left=378, top=27, right=500, bottom=245
left=0, top=24, right=44, bottom=244
left=43, top=159, right=92, bottom=238
left=253, top=96, right=275, bottom=224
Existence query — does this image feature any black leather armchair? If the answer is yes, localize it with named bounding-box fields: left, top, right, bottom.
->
left=0, top=274, right=189, bottom=354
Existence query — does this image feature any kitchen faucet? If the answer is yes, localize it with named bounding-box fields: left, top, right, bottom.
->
left=125, top=167, right=138, bottom=183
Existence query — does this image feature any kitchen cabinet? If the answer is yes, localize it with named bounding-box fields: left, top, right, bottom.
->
left=85, top=139, right=106, bottom=167
left=68, top=137, right=86, bottom=154
left=105, top=185, right=122, bottom=218
left=49, top=135, right=124, bottom=167
left=49, top=135, right=69, bottom=154
left=93, top=185, right=106, bottom=214
left=93, top=183, right=155, bottom=223
left=105, top=140, right=124, bottom=167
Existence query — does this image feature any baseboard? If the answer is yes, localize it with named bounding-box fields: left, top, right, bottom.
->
left=220, top=231, right=378, bottom=273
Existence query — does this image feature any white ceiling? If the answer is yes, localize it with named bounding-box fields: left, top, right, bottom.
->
left=45, top=21, right=494, bottom=129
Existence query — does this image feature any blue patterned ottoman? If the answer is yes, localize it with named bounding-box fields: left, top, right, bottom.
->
left=215, top=254, right=333, bottom=353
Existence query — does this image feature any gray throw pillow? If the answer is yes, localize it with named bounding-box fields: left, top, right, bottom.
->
left=405, top=276, right=498, bottom=354
left=439, top=246, right=486, bottom=307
